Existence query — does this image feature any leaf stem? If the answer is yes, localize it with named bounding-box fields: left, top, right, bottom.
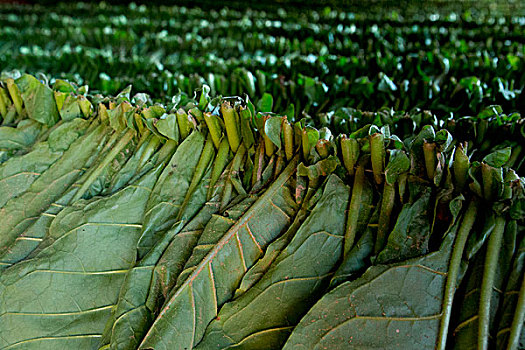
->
left=341, top=136, right=359, bottom=176
left=264, top=123, right=275, bottom=157
left=252, top=141, right=265, bottom=187
left=239, top=107, right=254, bottom=149
left=6, top=79, right=23, bottom=117
left=221, top=102, right=241, bottom=153
left=374, top=183, right=396, bottom=254
left=423, top=141, right=436, bottom=180
left=481, top=163, right=495, bottom=202
left=155, top=139, right=178, bottom=166
left=506, top=273, right=525, bottom=350
left=370, top=133, right=385, bottom=184
left=220, top=144, right=246, bottom=210
left=344, top=163, right=365, bottom=257
left=176, top=108, right=191, bottom=140
left=136, top=134, right=160, bottom=170
left=315, top=140, right=330, bottom=159
left=453, top=143, right=469, bottom=191
left=208, top=138, right=231, bottom=200
left=189, top=107, right=204, bottom=124
left=0, top=87, right=7, bottom=119
left=478, top=215, right=506, bottom=350
left=283, top=120, right=294, bottom=161
left=437, top=200, right=478, bottom=350
left=178, top=136, right=216, bottom=221
left=204, top=112, right=222, bottom=149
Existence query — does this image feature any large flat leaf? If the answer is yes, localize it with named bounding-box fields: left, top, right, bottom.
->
left=0, top=119, right=88, bottom=209
left=0, top=123, right=108, bottom=255
left=98, top=167, right=216, bottom=350
left=137, top=157, right=299, bottom=350
left=172, top=197, right=258, bottom=292
left=232, top=185, right=324, bottom=299
left=0, top=125, right=131, bottom=268
left=136, top=131, right=205, bottom=258
left=16, top=74, right=59, bottom=126
left=283, top=228, right=457, bottom=349
left=0, top=165, right=161, bottom=349
left=0, top=120, right=41, bottom=151
left=195, top=175, right=349, bottom=349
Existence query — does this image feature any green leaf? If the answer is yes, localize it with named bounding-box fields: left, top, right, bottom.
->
left=137, top=157, right=299, bottom=350
left=283, top=231, right=455, bottom=349
left=0, top=124, right=108, bottom=255
left=233, top=186, right=323, bottom=299
left=257, top=93, right=273, bottom=113
left=302, top=126, right=320, bottom=159
left=53, top=79, right=76, bottom=93
left=344, top=163, right=374, bottom=256
left=0, top=119, right=88, bottom=210
left=99, top=167, right=219, bottom=350
left=0, top=120, right=41, bottom=151
left=330, top=204, right=378, bottom=287
left=376, top=189, right=432, bottom=264
left=136, top=131, right=205, bottom=259
left=58, top=95, right=83, bottom=121
left=107, top=104, right=127, bottom=133
left=197, top=84, right=211, bottom=111
left=435, top=129, right=453, bottom=153
left=155, top=113, right=179, bottom=142
left=410, top=125, right=435, bottom=153
left=385, top=149, right=410, bottom=185
left=195, top=175, right=349, bottom=349
left=482, top=147, right=512, bottom=168
left=264, top=116, right=283, bottom=149
left=115, top=85, right=132, bottom=103
left=48, top=118, right=90, bottom=152
left=0, top=164, right=161, bottom=349
left=297, top=156, right=339, bottom=180
left=16, top=74, right=59, bottom=126
left=0, top=133, right=127, bottom=268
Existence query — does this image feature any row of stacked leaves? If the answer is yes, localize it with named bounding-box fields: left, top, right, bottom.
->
left=0, top=74, right=524, bottom=349
left=1, top=3, right=523, bottom=115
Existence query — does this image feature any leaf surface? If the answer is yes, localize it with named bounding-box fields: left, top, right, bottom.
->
left=283, top=238, right=454, bottom=349
left=195, top=175, right=349, bottom=349
left=0, top=165, right=161, bottom=349
left=137, top=157, right=299, bottom=350
left=0, top=123, right=108, bottom=255
left=16, top=74, right=59, bottom=126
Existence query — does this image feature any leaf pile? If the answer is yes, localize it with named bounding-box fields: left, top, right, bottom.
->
left=0, top=74, right=523, bottom=350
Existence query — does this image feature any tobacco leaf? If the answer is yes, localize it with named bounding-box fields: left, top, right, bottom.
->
left=136, top=131, right=205, bottom=259
left=0, top=164, right=161, bottom=349
left=0, top=133, right=82, bottom=209
left=16, top=74, right=59, bottom=126
left=0, top=123, right=109, bottom=255
left=137, top=158, right=299, bottom=350
left=283, top=233, right=455, bottom=349
left=376, top=188, right=432, bottom=264
left=194, top=175, right=349, bottom=349
left=98, top=170, right=224, bottom=350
